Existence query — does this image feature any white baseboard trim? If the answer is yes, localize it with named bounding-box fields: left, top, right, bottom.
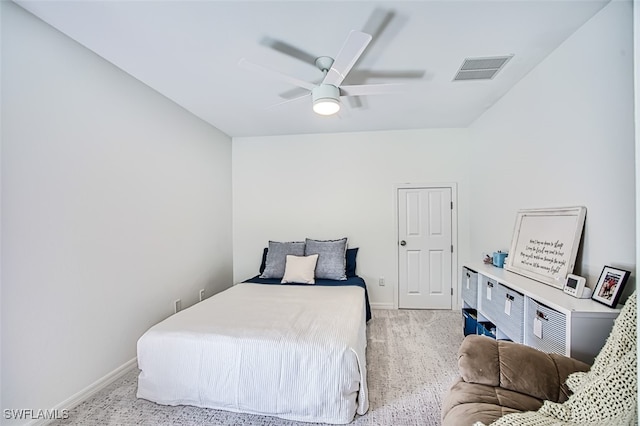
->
left=370, top=302, right=395, bottom=310
left=27, top=357, right=138, bottom=426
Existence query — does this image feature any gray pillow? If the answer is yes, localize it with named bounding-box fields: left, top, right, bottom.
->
left=305, top=238, right=348, bottom=280
left=260, top=241, right=305, bottom=279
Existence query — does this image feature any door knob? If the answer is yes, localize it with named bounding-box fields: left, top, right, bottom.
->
left=400, top=240, right=406, bottom=246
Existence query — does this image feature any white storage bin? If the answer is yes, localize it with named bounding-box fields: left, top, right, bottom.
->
left=525, top=298, right=566, bottom=356
left=495, top=284, right=524, bottom=343
left=478, top=277, right=499, bottom=323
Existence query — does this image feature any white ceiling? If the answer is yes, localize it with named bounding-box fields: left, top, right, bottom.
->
left=15, top=0, right=609, bottom=137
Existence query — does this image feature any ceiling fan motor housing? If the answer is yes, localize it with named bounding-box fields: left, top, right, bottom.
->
left=312, top=84, right=341, bottom=115
left=312, top=84, right=340, bottom=103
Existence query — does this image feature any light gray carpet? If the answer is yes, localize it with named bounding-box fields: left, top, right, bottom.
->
left=50, top=309, right=464, bottom=426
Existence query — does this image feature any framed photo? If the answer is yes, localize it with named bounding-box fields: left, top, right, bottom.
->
left=591, top=266, right=630, bottom=307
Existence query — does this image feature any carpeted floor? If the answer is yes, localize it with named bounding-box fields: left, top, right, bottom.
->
left=50, top=309, right=464, bottom=426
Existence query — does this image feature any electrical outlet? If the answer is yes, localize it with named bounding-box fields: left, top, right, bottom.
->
left=379, top=277, right=385, bottom=286
left=174, top=299, right=182, bottom=314
left=199, top=289, right=205, bottom=302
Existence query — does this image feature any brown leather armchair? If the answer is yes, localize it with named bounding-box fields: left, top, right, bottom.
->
left=441, top=335, right=590, bottom=426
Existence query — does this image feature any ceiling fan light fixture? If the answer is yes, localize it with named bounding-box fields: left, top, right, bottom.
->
left=312, top=84, right=340, bottom=116
left=313, top=98, right=340, bottom=115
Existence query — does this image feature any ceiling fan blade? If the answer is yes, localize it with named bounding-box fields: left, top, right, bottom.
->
left=322, top=30, right=372, bottom=87
left=238, top=58, right=315, bottom=91
left=279, top=86, right=311, bottom=100
left=362, top=8, right=395, bottom=45
left=348, top=70, right=426, bottom=81
left=266, top=93, right=310, bottom=110
left=260, top=37, right=317, bottom=67
left=279, top=78, right=323, bottom=100
left=340, top=83, right=409, bottom=97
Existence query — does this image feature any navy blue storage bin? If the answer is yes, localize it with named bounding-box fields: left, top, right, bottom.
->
left=476, top=321, right=496, bottom=339
left=462, top=308, right=478, bottom=336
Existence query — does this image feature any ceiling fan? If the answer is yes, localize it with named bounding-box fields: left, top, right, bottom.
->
left=239, top=30, right=409, bottom=116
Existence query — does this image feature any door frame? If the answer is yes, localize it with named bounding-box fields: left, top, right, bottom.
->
left=393, top=183, right=458, bottom=310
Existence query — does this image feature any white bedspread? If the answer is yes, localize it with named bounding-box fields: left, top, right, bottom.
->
left=137, top=283, right=368, bottom=424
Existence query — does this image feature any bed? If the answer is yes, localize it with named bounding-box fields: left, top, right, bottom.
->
left=137, top=239, right=369, bottom=424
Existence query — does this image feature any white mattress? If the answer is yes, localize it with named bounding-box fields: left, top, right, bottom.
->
left=136, top=283, right=368, bottom=424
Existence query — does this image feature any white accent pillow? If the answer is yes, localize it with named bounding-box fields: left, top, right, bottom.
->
left=281, top=254, right=319, bottom=284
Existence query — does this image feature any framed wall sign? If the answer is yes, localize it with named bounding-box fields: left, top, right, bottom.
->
left=504, top=206, right=586, bottom=289
left=591, top=266, right=630, bottom=307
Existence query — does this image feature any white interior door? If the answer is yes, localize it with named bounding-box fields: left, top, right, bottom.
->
left=398, top=187, right=453, bottom=309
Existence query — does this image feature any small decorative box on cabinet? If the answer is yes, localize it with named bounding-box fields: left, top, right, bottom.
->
left=461, top=263, right=620, bottom=364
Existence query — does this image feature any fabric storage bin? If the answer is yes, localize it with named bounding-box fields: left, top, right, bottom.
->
left=479, top=280, right=524, bottom=343
left=494, top=284, right=524, bottom=343
left=476, top=321, right=496, bottom=339
left=478, top=277, right=498, bottom=322
left=461, top=267, right=479, bottom=309
left=525, top=298, right=567, bottom=356
left=462, top=308, right=478, bottom=336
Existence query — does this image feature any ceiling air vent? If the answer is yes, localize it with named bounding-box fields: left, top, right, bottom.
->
left=453, top=55, right=513, bottom=81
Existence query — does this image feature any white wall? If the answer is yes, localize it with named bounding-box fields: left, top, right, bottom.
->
left=232, top=129, right=471, bottom=307
left=468, top=0, right=635, bottom=295
left=1, top=3, right=233, bottom=423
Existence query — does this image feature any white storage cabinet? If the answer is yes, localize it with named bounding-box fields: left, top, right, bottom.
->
left=462, top=263, right=620, bottom=364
